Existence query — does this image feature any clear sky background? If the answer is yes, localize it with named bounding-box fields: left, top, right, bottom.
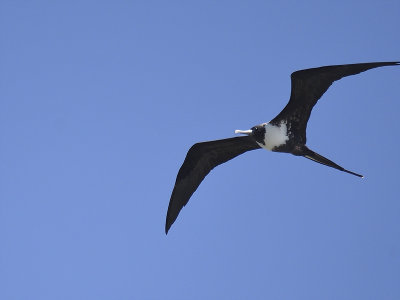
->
left=1, top=1, right=399, bottom=299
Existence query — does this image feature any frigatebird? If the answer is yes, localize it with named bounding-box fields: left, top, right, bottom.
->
left=165, top=62, right=399, bottom=234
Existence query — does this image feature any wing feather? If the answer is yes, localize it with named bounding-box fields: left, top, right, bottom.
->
left=272, top=62, right=399, bottom=144
left=165, top=136, right=260, bottom=233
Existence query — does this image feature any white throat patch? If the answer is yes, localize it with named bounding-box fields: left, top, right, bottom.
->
left=262, top=122, right=289, bottom=150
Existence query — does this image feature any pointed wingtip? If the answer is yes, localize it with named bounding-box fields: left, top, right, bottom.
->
left=165, top=216, right=174, bottom=235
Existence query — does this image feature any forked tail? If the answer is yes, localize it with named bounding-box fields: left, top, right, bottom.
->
left=302, top=147, right=363, bottom=178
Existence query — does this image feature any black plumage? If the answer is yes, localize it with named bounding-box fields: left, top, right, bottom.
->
left=270, top=62, right=399, bottom=146
left=165, top=136, right=260, bottom=233
left=165, top=62, right=399, bottom=234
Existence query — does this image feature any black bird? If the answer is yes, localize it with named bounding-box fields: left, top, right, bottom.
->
left=165, top=62, right=399, bottom=234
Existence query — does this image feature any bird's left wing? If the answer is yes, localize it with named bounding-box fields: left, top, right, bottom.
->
left=271, top=62, right=399, bottom=144
left=165, top=136, right=260, bottom=234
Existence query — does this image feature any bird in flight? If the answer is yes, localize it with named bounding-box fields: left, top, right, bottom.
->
left=165, top=62, right=399, bottom=234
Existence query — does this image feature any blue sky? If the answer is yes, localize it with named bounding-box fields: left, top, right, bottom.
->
left=1, top=1, right=399, bottom=299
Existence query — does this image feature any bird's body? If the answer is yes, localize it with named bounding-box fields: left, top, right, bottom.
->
left=254, top=122, right=289, bottom=151
left=165, top=62, right=399, bottom=234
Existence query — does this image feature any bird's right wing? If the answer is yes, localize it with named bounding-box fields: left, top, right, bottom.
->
left=165, top=136, right=260, bottom=234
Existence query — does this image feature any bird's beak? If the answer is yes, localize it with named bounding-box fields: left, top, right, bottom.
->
left=235, top=129, right=252, bottom=135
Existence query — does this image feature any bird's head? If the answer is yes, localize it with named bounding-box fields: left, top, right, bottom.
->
left=235, top=124, right=266, bottom=144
